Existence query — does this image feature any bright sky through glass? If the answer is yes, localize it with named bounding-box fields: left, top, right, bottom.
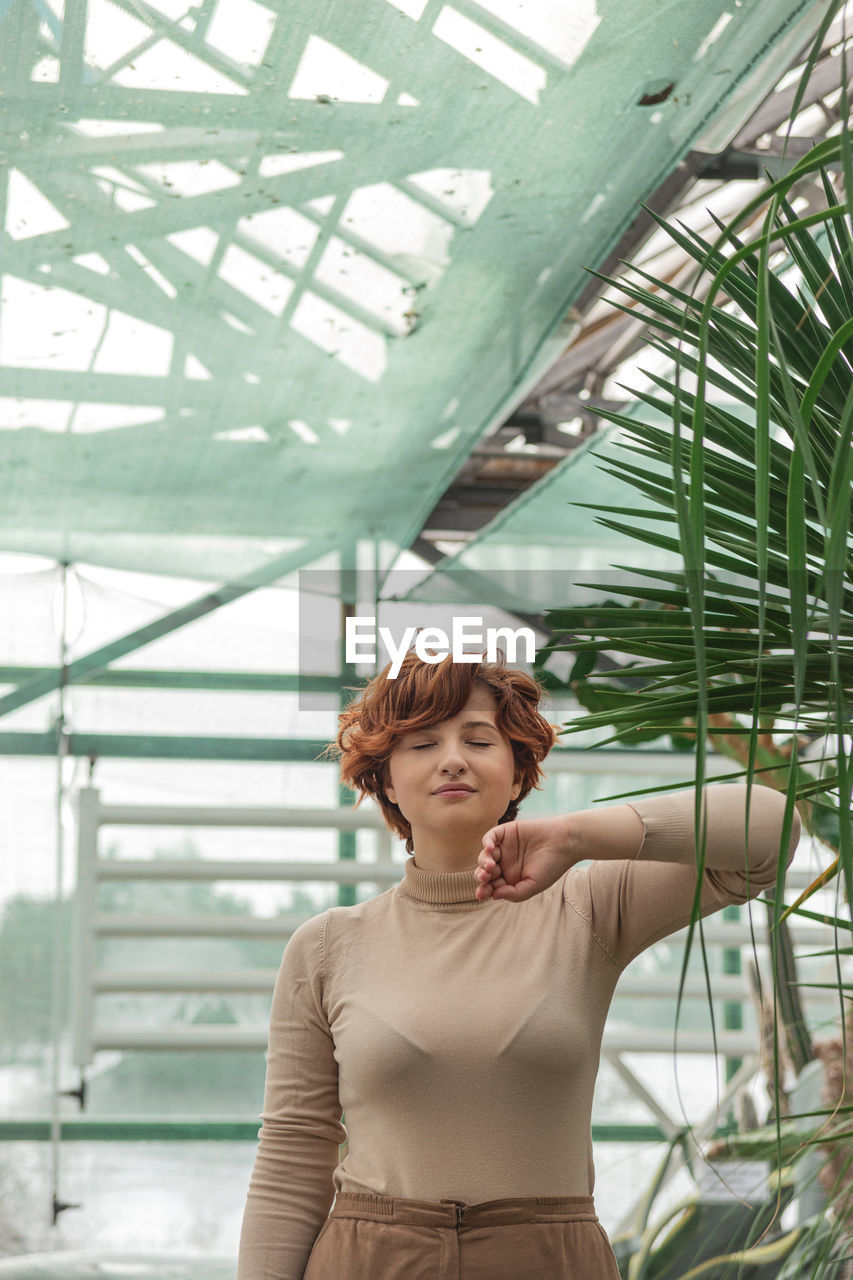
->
left=2, top=0, right=610, bottom=409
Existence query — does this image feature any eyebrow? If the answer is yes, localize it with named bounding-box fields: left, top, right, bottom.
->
left=410, top=720, right=498, bottom=734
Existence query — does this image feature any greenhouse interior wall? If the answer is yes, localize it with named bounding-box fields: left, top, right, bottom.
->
left=0, top=560, right=840, bottom=1269
left=1, top=0, right=851, bottom=1274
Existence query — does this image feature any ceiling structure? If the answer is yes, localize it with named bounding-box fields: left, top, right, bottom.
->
left=0, top=0, right=843, bottom=592
left=417, top=4, right=853, bottom=551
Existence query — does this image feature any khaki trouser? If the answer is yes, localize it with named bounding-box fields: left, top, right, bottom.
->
left=302, top=1192, right=621, bottom=1279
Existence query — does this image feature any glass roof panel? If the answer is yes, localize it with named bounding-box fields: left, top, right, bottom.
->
left=0, top=0, right=826, bottom=580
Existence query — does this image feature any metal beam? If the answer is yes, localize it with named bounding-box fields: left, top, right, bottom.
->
left=569, top=156, right=706, bottom=319
left=423, top=483, right=533, bottom=533
left=0, top=1118, right=668, bottom=1143
left=612, top=1054, right=761, bottom=1237
left=0, top=151, right=390, bottom=265
left=79, top=1024, right=767, bottom=1053
left=413, top=16, right=853, bottom=547
left=0, top=541, right=333, bottom=722
left=0, top=667, right=344, bottom=693
left=603, top=1052, right=682, bottom=1139
left=0, top=732, right=332, bottom=760
left=732, top=47, right=847, bottom=147
left=93, top=915, right=301, bottom=938
left=0, top=732, right=737, bottom=772
left=89, top=966, right=838, bottom=1002
left=695, top=142, right=817, bottom=182
left=0, top=1119, right=271, bottom=1141
left=94, top=805, right=388, bottom=830
left=92, top=970, right=280, bottom=993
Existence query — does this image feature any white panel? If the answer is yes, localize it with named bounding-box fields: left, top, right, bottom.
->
left=205, top=0, right=276, bottom=67
left=5, top=169, right=70, bottom=240
left=290, top=292, right=388, bottom=381
left=289, top=34, right=389, bottom=103
left=92, top=310, right=174, bottom=376
left=112, top=38, right=248, bottom=94
left=217, top=244, right=295, bottom=316
left=470, top=0, right=601, bottom=68
left=432, top=5, right=547, bottom=105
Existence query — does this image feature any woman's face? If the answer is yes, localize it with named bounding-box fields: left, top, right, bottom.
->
left=384, top=685, right=522, bottom=848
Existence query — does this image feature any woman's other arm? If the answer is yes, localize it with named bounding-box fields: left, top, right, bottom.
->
left=586, top=782, right=800, bottom=967
left=237, top=913, right=346, bottom=1280
left=476, top=784, right=801, bottom=968
left=577, top=781, right=799, bottom=879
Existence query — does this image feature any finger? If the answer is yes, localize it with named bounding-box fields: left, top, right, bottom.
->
left=475, top=867, right=500, bottom=894
left=480, top=823, right=505, bottom=853
left=479, top=834, right=505, bottom=875
left=489, top=879, right=533, bottom=904
left=475, top=869, right=506, bottom=901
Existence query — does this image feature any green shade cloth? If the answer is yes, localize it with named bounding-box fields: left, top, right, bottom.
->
left=0, top=0, right=822, bottom=581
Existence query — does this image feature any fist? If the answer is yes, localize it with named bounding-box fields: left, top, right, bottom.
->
left=474, top=815, right=574, bottom=903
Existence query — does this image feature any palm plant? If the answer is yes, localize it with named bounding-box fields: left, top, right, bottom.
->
left=535, top=10, right=853, bottom=1275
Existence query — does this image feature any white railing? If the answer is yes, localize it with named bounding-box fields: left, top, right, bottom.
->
left=71, top=786, right=398, bottom=1067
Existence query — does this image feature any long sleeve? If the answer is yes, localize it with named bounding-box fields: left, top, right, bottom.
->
left=566, top=783, right=801, bottom=972
left=237, top=912, right=346, bottom=1280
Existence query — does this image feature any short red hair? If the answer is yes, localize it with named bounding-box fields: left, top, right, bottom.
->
left=326, top=650, right=559, bottom=853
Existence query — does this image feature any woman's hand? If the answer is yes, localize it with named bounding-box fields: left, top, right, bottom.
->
left=474, top=815, right=575, bottom=902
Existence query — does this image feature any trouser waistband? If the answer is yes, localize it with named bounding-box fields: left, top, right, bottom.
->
left=329, top=1193, right=599, bottom=1227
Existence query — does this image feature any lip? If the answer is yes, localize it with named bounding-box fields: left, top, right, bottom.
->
left=433, top=783, right=475, bottom=795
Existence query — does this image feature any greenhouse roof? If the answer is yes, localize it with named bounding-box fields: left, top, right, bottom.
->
left=0, top=0, right=829, bottom=585
left=391, top=418, right=685, bottom=616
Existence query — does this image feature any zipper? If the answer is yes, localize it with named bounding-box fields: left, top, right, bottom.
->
left=440, top=1199, right=467, bottom=1227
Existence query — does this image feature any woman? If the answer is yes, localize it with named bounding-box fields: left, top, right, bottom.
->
left=237, top=650, right=800, bottom=1280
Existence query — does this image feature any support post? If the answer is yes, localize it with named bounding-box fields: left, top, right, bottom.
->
left=71, top=786, right=99, bottom=1071
left=723, top=904, right=743, bottom=1084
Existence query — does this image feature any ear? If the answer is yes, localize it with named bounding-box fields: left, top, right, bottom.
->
left=510, top=772, right=522, bottom=802
left=385, top=783, right=397, bottom=805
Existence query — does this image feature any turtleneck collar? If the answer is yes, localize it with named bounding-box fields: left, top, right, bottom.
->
left=397, top=856, right=485, bottom=909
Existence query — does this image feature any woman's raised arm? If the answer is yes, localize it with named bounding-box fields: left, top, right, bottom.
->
left=476, top=783, right=801, bottom=969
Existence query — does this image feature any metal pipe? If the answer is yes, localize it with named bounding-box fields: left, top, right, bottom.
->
left=94, top=858, right=403, bottom=882
left=90, top=969, right=845, bottom=1001
left=95, top=803, right=389, bottom=828
left=93, top=914, right=302, bottom=937
left=88, top=1025, right=763, bottom=1054
left=89, top=912, right=840, bottom=945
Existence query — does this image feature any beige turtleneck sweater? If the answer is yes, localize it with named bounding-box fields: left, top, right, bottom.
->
left=237, top=784, right=800, bottom=1279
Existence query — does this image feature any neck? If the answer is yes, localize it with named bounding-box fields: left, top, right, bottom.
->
left=408, top=826, right=482, bottom=874
left=399, top=857, right=481, bottom=908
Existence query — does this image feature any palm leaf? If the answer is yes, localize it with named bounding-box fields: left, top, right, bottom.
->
left=540, top=98, right=853, bottom=1280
